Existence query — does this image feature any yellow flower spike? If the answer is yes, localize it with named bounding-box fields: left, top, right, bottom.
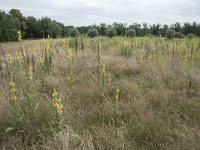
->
left=7, top=54, right=12, bottom=65
left=101, top=64, right=106, bottom=75
left=31, top=47, right=34, bottom=56
left=52, top=89, right=63, bottom=116
left=37, top=54, right=43, bottom=65
left=9, top=81, right=17, bottom=103
left=28, top=64, right=33, bottom=80
left=17, top=30, right=22, bottom=41
left=15, top=51, right=20, bottom=62
left=67, top=49, right=73, bottom=61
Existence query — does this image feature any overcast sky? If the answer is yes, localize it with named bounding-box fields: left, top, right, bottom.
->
left=0, top=0, right=199, bottom=26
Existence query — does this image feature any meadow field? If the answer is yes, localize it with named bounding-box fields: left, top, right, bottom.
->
left=0, top=35, right=200, bottom=149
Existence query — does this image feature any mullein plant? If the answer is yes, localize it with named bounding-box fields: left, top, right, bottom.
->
left=144, top=36, right=151, bottom=58
left=44, top=39, right=53, bottom=74
left=7, top=54, right=12, bottom=76
left=66, top=49, right=76, bottom=85
left=8, top=80, right=23, bottom=131
left=26, top=64, right=36, bottom=108
left=15, top=51, right=20, bottom=67
left=101, top=64, right=106, bottom=86
left=37, top=53, right=47, bottom=91
left=31, top=47, right=36, bottom=78
left=17, top=30, right=26, bottom=65
left=7, top=56, right=23, bottom=132
left=50, top=89, right=64, bottom=132
left=101, top=64, right=112, bottom=86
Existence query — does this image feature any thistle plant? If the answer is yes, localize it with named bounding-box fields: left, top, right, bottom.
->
left=51, top=89, right=64, bottom=132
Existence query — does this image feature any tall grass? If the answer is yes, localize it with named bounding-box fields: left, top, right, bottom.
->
left=0, top=35, right=200, bottom=149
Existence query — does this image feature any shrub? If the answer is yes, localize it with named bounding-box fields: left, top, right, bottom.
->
left=126, top=29, right=136, bottom=38
left=106, top=28, right=117, bottom=38
left=175, top=32, right=184, bottom=38
left=87, top=28, right=99, bottom=38
left=145, top=33, right=155, bottom=38
left=187, top=33, right=197, bottom=39
left=69, top=28, right=79, bottom=38
left=120, top=47, right=133, bottom=57
left=165, top=29, right=175, bottom=39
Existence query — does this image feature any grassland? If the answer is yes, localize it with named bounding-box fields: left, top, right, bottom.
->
left=0, top=36, right=200, bottom=150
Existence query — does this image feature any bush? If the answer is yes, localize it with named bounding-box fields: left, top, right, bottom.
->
left=187, top=33, right=197, bottom=39
left=120, top=47, right=133, bottom=57
left=165, top=29, right=175, bottom=39
left=175, top=32, right=184, bottom=38
left=87, top=28, right=99, bottom=38
left=126, top=29, right=136, bottom=38
left=106, top=28, right=117, bottom=38
left=145, top=33, right=155, bottom=38
left=69, top=28, right=79, bottom=38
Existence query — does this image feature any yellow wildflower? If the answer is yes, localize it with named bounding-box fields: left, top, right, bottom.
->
left=52, top=89, right=63, bottom=116
left=9, top=81, right=17, bottom=103
left=7, top=54, right=12, bottom=65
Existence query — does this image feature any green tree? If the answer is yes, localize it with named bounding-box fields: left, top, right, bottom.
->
left=126, top=29, right=136, bottom=37
left=99, top=23, right=107, bottom=36
left=9, top=9, right=27, bottom=32
left=48, top=21, right=62, bottom=38
left=9, top=9, right=23, bottom=20
left=112, top=22, right=127, bottom=36
left=187, top=33, right=197, bottom=39
left=165, top=29, right=175, bottom=39
left=106, top=28, right=117, bottom=38
left=77, top=26, right=88, bottom=34
left=39, top=17, right=51, bottom=38
left=150, top=24, right=161, bottom=36
left=0, top=11, right=20, bottom=41
left=175, top=32, right=184, bottom=38
left=129, top=23, right=141, bottom=36
left=69, top=28, right=79, bottom=37
left=87, top=28, right=99, bottom=38
left=26, top=16, right=40, bottom=38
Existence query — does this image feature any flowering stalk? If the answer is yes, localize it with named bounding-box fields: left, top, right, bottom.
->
left=9, top=81, right=17, bottom=103
left=51, top=89, right=64, bottom=132
left=66, top=49, right=76, bottom=84
left=26, top=64, right=35, bottom=108
left=17, top=30, right=26, bottom=64
left=52, top=89, right=63, bottom=116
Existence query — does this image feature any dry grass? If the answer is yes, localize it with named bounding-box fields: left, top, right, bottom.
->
left=0, top=37, right=200, bottom=149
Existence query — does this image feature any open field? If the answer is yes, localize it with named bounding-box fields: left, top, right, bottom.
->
left=0, top=36, right=200, bottom=149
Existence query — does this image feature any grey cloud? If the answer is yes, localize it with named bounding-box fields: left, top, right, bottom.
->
left=0, top=0, right=199, bottom=26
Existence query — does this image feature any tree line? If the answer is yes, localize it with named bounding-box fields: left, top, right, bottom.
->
left=0, top=8, right=200, bottom=42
